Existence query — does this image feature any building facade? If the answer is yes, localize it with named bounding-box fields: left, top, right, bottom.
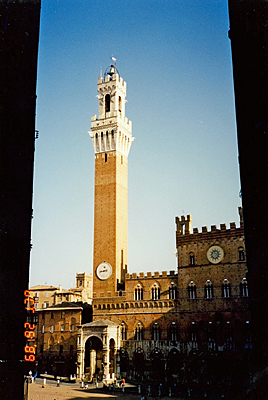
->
left=29, top=272, right=92, bottom=310
left=34, top=301, right=92, bottom=378
left=29, top=285, right=60, bottom=310
left=29, top=273, right=92, bottom=378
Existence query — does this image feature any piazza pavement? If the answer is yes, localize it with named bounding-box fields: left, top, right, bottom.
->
left=27, top=379, right=177, bottom=400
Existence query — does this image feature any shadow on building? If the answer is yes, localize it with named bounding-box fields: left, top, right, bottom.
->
left=0, top=1, right=40, bottom=399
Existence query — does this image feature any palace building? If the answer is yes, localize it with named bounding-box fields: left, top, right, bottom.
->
left=75, top=64, right=251, bottom=391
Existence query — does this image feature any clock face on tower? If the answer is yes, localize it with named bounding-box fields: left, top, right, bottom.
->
left=96, top=262, right=112, bottom=280
left=207, top=245, right=224, bottom=264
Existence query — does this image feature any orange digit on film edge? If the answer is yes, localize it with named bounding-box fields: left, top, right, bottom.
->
left=24, top=354, right=35, bottom=362
left=24, top=322, right=36, bottom=330
left=24, top=331, right=35, bottom=339
left=24, top=345, right=36, bottom=354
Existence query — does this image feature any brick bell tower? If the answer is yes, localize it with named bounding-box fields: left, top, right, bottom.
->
left=90, top=63, right=133, bottom=300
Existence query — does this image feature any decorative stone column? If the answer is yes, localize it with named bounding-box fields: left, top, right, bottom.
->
left=102, top=344, right=110, bottom=381
left=76, top=327, right=84, bottom=380
left=116, top=324, right=121, bottom=376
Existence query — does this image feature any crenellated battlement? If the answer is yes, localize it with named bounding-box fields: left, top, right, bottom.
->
left=176, top=207, right=244, bottom=236
left=126, top=270, right=177, bottom=280
left=98, top=72, right=126, bottom=87
left=175, top=214, right=192, bottom=235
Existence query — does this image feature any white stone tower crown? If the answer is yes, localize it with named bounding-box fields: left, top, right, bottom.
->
left=89, top=65, right=134, bottom=157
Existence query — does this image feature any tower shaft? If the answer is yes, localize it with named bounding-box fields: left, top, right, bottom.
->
left=93, top=151, right=128, bottom=295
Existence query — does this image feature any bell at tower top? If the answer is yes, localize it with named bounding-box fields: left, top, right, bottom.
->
left=104, top=64, right=120, bottom=78
left=97, top=64, right=125, bottom=87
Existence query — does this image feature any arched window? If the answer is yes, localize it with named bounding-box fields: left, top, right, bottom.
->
left=169, top=282, right=177, bottom=299
left=207, top=321, right=215, bottom=349
left=225, top=321, right=233, bottom=350
left=168, top=322, right=178, bottom=341
left=41, top=325, right=45, bottom=334
left=105, top=94, right=110, bottom=112
left=205, top=280, right=213, bottom=299
left=105, top=131, right=110, bottom=150
left=189, top=252, right=195, bottom=265
left=134, top=322, right=144, bottom=340
left=245, top=320, right=252, bottom=349
left=134, top=284, right=143, bottom=300
left=95, top=133, right=100, bottom=152
left=190, top=321, right=197, bottom=343
left=151, top=283, right=160, bottom=300
left=50, top=325, right=54, bottom=333
left=111, top=130, right=115, bottom=148
left=238, top=247, right=245, bottom=261
left=152, top=322, right=161, bottom=341
left=240, top=278, right=249, bottom=297
left=121, top=323, right=127, bottom=340
left=188, top=281, right=196, bottom=299
left=222, top=279, right=231, bottom=298
left=118, top=96, right=122, bottom=113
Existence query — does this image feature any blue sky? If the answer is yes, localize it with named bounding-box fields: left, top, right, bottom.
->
left=30, top=0, right=241, bottom=289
